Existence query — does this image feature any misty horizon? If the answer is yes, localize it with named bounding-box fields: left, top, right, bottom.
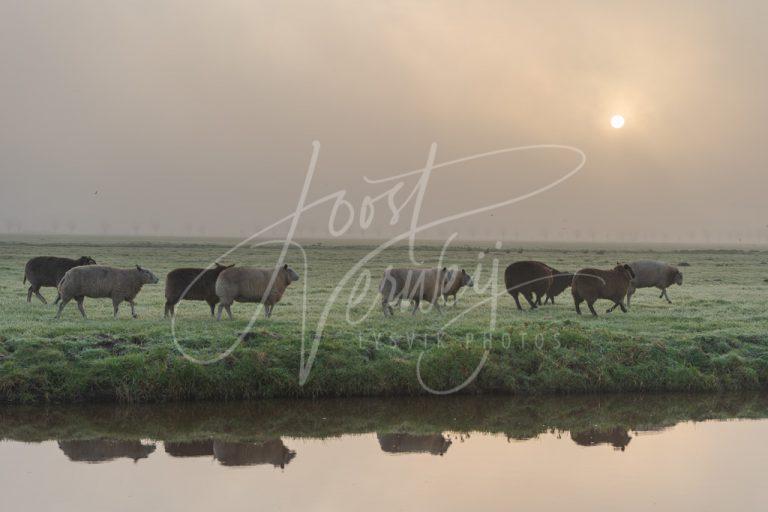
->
left=1, top=1, right=766, bottom=245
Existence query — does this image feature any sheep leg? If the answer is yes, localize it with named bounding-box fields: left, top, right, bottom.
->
left=26, top=286, right=33, bottom=303
left=112, top=298, right=121, bottom=318
left=264, top=304, right=273, bottom=318
left=523, top=292, right=537, bottom=310
left=661, top=288, right=672, bottom=303
left=164, top=302, right=172, bottom=318
left=574, top=297, right=582, bottom=315
left=535, top=293, right=542, bottom=306
left=513, top=293, right=523, bottom=311
left=224, top=304, right=233, bottom=320
left=34, top=290, right=48, bottom=304
left=216, top=304, right=224, bottom=320
left=411, top=299, right=420, bottom=315
left=587, top=301, right=598, bottom=316
left=54, top=297, right=71, bottom=318
left=433, top=300, right=442, bottom=314
left=208, top=301, right=216, bottom=317
left=30, top=285, right=47, bottom=304
left=75, top=296, right=87, bottom=319
left=53, top=294, right=61, bottom=305
left=606, top=303, right=619, bottom=313
left=128, top=300, right=137, bottom=319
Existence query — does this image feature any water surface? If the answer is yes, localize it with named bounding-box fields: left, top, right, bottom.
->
left=2, top=394, right=767, bottom=511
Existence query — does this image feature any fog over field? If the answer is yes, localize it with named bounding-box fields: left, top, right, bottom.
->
left=1, top=1, right=766, bottom=243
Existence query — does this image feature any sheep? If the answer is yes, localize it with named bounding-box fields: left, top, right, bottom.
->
left=214, top=264, right=300, bottom=320
left=504, top=261, right=553, bottom=310
left=625, top=260, right=683, bottom=308
left=442, top=268, right=474, bottom=306
left=537, top=264, right=573, bottom=305
left=379, top=267, right=449, bottom=316
left=164, top=263, right=235, bottom=318
left=23, top=256, right=96, bottom=304
left=571, top=263, right=635, bottom=316
left=55, top=265, right=159, bottom=319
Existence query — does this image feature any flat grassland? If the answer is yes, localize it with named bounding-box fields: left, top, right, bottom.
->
left=1, top=235, right=767, bottom=403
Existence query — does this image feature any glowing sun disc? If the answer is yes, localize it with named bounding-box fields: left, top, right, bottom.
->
left=611, top=114, right=625, bottom=129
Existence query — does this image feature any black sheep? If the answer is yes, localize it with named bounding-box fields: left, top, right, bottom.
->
left=504, top=260, right=553, bottom=310
left=164, top=263, right=234, bottom=317
left=23, top=256, right=96, bottom=304
left=538, top=264, right=573, bottom=305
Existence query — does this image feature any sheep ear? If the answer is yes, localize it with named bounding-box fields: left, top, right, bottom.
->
left=136, top=265, right=141, bottom=271
left=462, top=269, right=466, bottom=274
left=283, top=263, right=288, bottom=269
left=442, top=267, right=447, bottom=271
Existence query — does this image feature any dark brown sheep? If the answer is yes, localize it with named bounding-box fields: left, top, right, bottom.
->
left=379, top=267, right=449, bottom=315
left=164, top=263, right=234, bottom=318
left=442, top=268, right=474, bottom=306
left=571, top=263, right=635, bottom=316
left=23, top=256, right=96, bottom=304
left=538, top=264, right=573, bottom=305
left=504, top=261, right=553, bottom=310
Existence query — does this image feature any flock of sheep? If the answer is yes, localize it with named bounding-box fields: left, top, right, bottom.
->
left=21, top=255, right=684, bottom=320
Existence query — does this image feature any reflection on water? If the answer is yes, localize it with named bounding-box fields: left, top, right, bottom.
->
left=149, top=439, right=297, bottom=468
left=377, top=433, right=452, bottom=455
left=570, top=427, right=632, bottom=451
left=58, top=439, right=157, bottom=463
left=2, top=393, right=768, bottom=511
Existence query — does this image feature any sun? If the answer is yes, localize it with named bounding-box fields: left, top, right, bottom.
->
left=610, top=114, right=625, bottom=129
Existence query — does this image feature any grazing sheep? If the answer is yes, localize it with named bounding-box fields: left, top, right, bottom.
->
left=55, top=265, right=159, bottom=319
left=23, top=256, right=96, bottom=304
left=379, top=267, right=449, bottom=316
left=164, top=263, right=235, bottom=318
left=504, top=261, right=553, bottom=310
left=538, top=264, right=573, bottom=305
left=572, top=263, right=635, bottom=316
left=442, top=268, right=474, bottom=306
left=214, top=264, right=300, bottom=320
left=625, top=260, right=683, bottom=307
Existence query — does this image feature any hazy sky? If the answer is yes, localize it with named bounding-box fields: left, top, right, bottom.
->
left=1, top=0, right=766, bottom=242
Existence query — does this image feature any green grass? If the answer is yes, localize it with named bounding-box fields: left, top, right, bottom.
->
left=1, top=235, right=768, bottom=403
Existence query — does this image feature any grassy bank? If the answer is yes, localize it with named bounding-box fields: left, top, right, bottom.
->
left=1, top=236, right=768, bottom=403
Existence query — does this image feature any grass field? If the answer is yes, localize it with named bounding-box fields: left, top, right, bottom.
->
left=1, top=235, right=767, bottom=403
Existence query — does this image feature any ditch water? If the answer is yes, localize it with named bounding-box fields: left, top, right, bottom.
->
left=1, top=393, right=767, bottom=511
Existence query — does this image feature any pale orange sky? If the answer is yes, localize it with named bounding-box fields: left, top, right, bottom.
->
left=0, top=1, right=766, bottom=243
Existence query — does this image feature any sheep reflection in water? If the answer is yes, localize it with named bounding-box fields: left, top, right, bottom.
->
left=164, top=439, right=296, bottom=468
left=58, top=439, right=156, bottom=463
